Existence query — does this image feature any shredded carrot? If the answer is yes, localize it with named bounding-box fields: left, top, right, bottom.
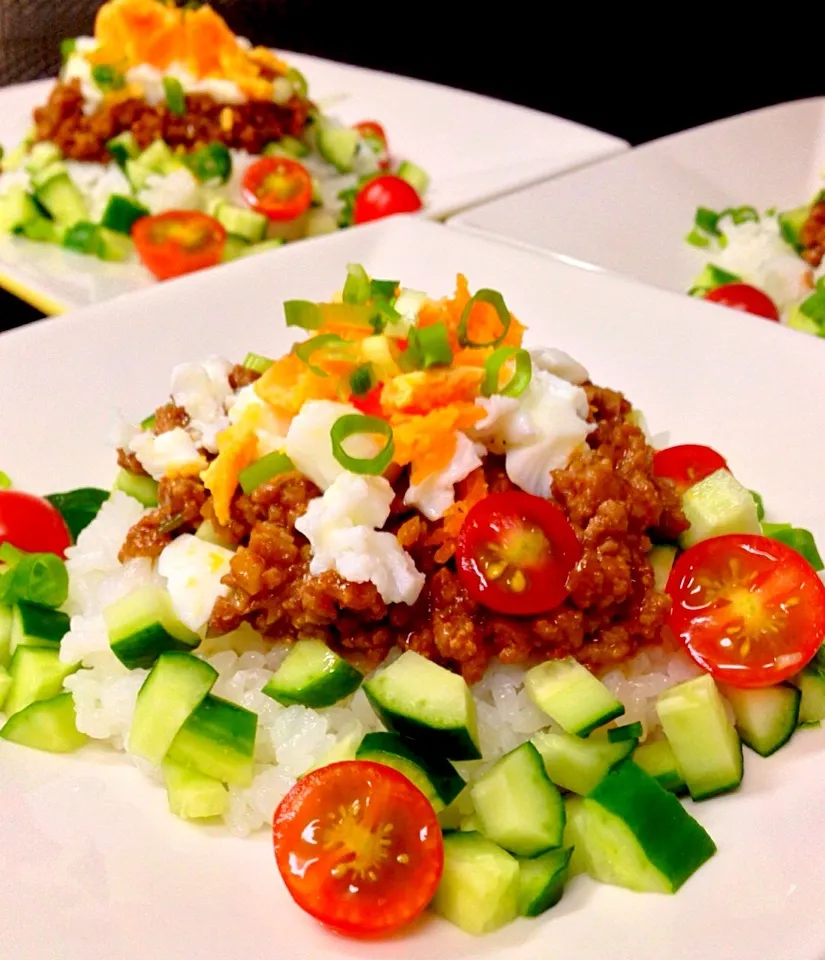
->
left=426, top=467, right=488, bottom=563
left=417, top=274, right=525, bottom=350
left=200, top=406, right=261, bottom=526
left=391, top=404, right=485, bottom=485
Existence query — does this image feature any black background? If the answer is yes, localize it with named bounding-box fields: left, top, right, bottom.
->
left=1, top=2, right=822, bottom=331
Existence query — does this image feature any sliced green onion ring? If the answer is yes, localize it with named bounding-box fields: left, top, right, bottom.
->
left=0, top=470, right=11, bottom=489
left=238, top=451, right=295, bottom=495
left=349, top=363, right=377, bottom=396
left=457, top=288, right=512, bottom=348
left=482, top=346, right=532, bottom=398
left=330, top=415, right=394, bottom=475
left=243, top=352, right=274, bottom=375
left=140, top=412, right=157, bottom=430
left=294, top=334, right=349, bottom=377
left=343, top=263, right=370, bottom=305
left=284, top=299, right=322, bottom=329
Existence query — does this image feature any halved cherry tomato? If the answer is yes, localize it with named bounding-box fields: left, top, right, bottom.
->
left=652, top=444, right=729, bottom=495
left=132, top=210, right=226, bottom=281
left=666, top=533, right=825, bottom=688
left=351, top=383, right=384, bottom=417
left=241, top=156, right=313, bottom=222
left=0, top=490, right=71, bottom=558
left=272, top=760, right=443, bottom=938
left=353, top=120, right=390, bottom=169
left=703, top=283, right=780, bottom=322
left=456, top=491, right=581, bottom=616
left=353, top=175, right=422, bottom=225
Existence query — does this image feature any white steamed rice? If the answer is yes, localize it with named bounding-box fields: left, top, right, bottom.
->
left=21, top=489, right=702, bottom=837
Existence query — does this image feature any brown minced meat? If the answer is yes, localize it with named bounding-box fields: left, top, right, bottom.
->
left=33, top=79, right=311, bottom=163
left=801, top=200, right=825, bottom=268
left=120, top=382, right=688, bottom=682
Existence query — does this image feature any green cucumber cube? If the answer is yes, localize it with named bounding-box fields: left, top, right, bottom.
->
left=679, top=468, right=760, bottom=549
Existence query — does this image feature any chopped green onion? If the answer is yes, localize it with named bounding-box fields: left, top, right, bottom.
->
left=238, top=451, right=295, bottom=495
left=457, top=288, right=511, bottom=348
left=284, top=300, right=322, bottom=330
left=187, top=143, right=232, bottom=184
left=92, top=64, right=126, bottom=93
left=761, top=522, right=823, bottom=571
left=45, top=487, right=109, bottom=541
left=482, top=346, right=532, bottom=398
left=370, top=278, right=399, bottom=299
left=162, top=77, right=186, bottom=116
left=0, top=471, right=11, bottom=489
left=685, top=228, right=711, bottom=249
left=60, top=38, right=77, bottom=63
left=408, top=321, right=452, bottom=369
left=694, top=207, right=721, bottom=236
left=286, top=67, right=308, bottom=99
left=719, top=205, right=759, bottom=227
left=800, top=278, right=825, bottom=333
left=343, top=263, right=371, bottom=305
left=294, top=334, right=349, bottom=377
left=140, top=412, right=157, bottom=431
left=749, top=489, right=765, bottom=522
left=349, top=363, right=377, bottom=396
left=330, top=415, right=394, bottom=475
left=0, top=549, right=69, bottom=608
left=243, top=352, right=274, bottom=375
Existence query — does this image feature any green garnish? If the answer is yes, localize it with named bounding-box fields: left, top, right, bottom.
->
left=0, top=544, right=69, bottom=609
left=92, top=64, right=126, bottom=92
left=238, top=452, right=295, bottom=495
left=761, top=522, right=823, bottom=571
left=749, top=489, right=765, bottom=522
left=800, top=278, right=825, bottom=334
left=140, top=412, right=157, bottom=431
left=370, top=279, right=399, bottom=299
left=685, top=228, right=711, bottom=249
left=243, top=352, right=274, bottom=375
left=482, top=346, right=532, bottom=398
left=457, top=288, right=511, bottom=348
left=162, top=77, right=186, bottom=116
left=284, top=300, right=323, bottom=330
left=349, top=363, right=377, bottom=396
left=0, top=471, right=11, bottom=489
left=294, top=334, right=349, bottom=377
left=343, top=263, right=371, bottom=305
left=286, top=67, right=308, bottom=99
left=402, top=321, right=452, bottom=370
left=46, top=487, right=110, bottom=541
left=330, top=415, right=394, bottom=475
left=187, top=143, right=232, bottom=184
left=60, top=38, right=77, bottom=63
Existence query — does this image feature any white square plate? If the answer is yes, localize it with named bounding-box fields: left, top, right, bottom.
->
left=448, top=98, right=825, bottom=296
left=0, top=56, right=625, bottom=314
left=2, top=217, right=824, bottom=960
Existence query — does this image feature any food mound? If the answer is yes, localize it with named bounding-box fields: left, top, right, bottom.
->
left=115, top=269, right=686, bottom=681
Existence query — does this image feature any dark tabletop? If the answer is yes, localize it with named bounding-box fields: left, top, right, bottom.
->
left=1, top=1, right=822, bottom=332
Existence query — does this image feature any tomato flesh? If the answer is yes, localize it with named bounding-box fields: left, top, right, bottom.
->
left=272, top=760, right=443, bottom=938
left=241, top=156, right=312, bottom=222
left=456, top=491, right=581, bottom=616
left=666, top=533, right=825, bottom=687
left=351, top=383, right=384, bottom=417
left=0, top=490, right=71, bottom=558
left=353, top=175, right=422, bottom=225
left=704, top=283, right=780, bottom=322
left=132, top=210, right=226, bottom=281
left=652, top=444, right=729, bottom=494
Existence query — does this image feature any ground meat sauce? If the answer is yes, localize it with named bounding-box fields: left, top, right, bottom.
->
left=119, top=381, right=688, bottom=681
left=33, top=79, right=311, bottom=163
left=801, top=200, right=825, bottom=268
left=227, top=364, right=261, bottom=390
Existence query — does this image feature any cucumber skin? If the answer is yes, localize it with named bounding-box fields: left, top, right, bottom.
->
left=167, top=694, right=257, bottom=787
left=587, top=761, right=716, bottom=892
left=0, top=692, right=87, bottom=753
left=263, top=642, right=362, bottom=709
left=722, top=683, right=800, bottom=758
left=532, top=729, right=635, bottom=796
left=633, top=739, right=688, bottom=796
left=517, top=846, right=572, bottom=917
left=110, top=623, right=199, bottom=670
left=356, top=731, right=464, bottom=808
left=4, top=646, right=79, bottom=717
left=162, top=758, right=228, bottom=820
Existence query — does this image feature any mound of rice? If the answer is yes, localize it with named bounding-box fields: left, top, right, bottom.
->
left=37, top=491, right=701, bottom=837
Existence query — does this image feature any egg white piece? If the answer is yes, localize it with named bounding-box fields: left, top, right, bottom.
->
left=530, top=347, right=590, bottom=385
left=405, top=432, right=485, bottom=521
left=157, top=534, right=235, bottom=633
left=128, top=427, right=205, bottom=480
left=170, top=357, right=233, bottom=453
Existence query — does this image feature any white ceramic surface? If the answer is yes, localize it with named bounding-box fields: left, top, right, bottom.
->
left=449, top=98, right=825, bottom=297
left=0, top=56, right=626, bottom=313
left=2, top=217, right=824, bottom=960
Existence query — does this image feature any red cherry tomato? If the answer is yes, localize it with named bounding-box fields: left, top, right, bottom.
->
left=241, top=156, right=313, bottom=222
left=272, top=760, right=444, bottom=938
left=353, top=175, right=422, bottom=225
left=456, top=491, right=581, bottom=616
left=652, top=444, right=729, bottom=495
left=0, top=490, right=71, bottom=557
left=666, top=533, right=825, bottom=688
left=353, top=121, right=390, bottom=170
left=351, top=383, right=384, bottom=417
left=703, top=283, right=780, bottom=322
left=132, top=210, right=226, bottom=281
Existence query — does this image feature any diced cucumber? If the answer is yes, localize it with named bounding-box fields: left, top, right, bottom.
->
left=137, top=139, right=178, bottom=174
left=431, top=831, right=520, bottom=936
left=0, top=665, right=12, bottom=711
left=29, top=160, right=67, bottom=191
left=679, top=468, right=760, bottom=549
left=10, top=602, right=70, bottom=654
left=262, top=639, right=362, bottom=708
left=63, top=221, right=103, bottom=256
left=305, top=208, right=339, bottom=237
left=100, top=194, right=149, bottom=235
left=525, top=657, right=624, bottom=736
left=531, top=728, right=635, bottom=795
left=195, top=519, right=235, bottom=549
left=106, top=131, right=139, bottom=168
left=4, top=645, right=78, bottom=717
left=19, top=215, right=60, bottom=244
left=397, top=161, right=429, bottom=196
left=113, top=468, right=159, bottom=507
left=221, top=234, right=248, bottom=262
left=796, top=670, right=825, bottom=724
left=471, top=741, right=565, bottom=857
left=263, top=135, right=309, bottom=158
left=97, top=227, right=132, bottom=262
left=687, top=263, right=741, bottom=297
left=657, top=674, right=743, bottom=800
left=125, top=159, right=152, bottom=191
left=562, top=796, right=589, bottom=877
left=459, top=812, right=482, bottom=832
left=570, top=761, right=716, bottom=893
left=632, top=738, right=687, bottom=795
left=304, top=724, right=364, bottom=775
left=517, top=846, right=572, bottom=918
left=0, top=692, right=87, bottom=752
left=103, top=585, right=200, bottom=670
left=316, top=122, right=359, bottom=173
left=240, top=237, right=287, bottom=257
left=34, top=171, right=88, bottom=227
left=24, top=141, right=63, bottom=173
left=649, top=544, right=677, bottom=592
left=167, top=694, right=257, bottom=787
left=363, top=650, right=480, bottom=760
left=213, top=202, right=268, bottom=244
left=720, top=682, right=800, bottom=757
left=129, top=652, right=218, bottom=765
left=787, top=303, right=821, bottom=337
left=162, top=757, right=229, bottom=820
left=0, top=604, right=12, bottom=666
left=356, top=731, right=464, bottom=812
left=778, top=205, right=809, bottom=252
left=0, top=188, right=40, bottom=233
